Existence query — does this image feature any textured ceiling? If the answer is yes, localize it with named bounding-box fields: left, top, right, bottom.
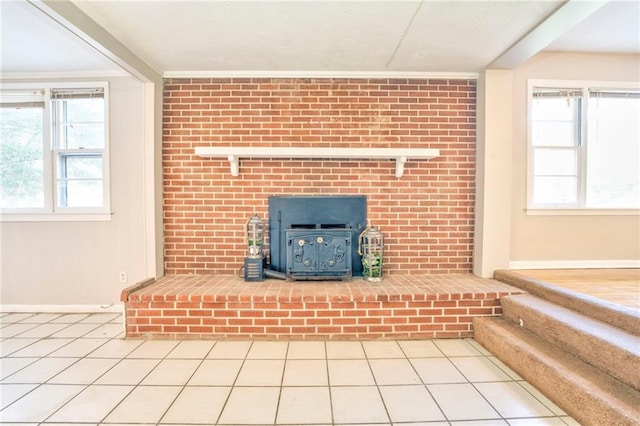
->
left=71, top=0, right=563, bottom=74
left=1, top=0, right=638, bottom=77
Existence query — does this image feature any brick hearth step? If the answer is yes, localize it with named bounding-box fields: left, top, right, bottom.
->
left=122, top=274, right=523, bottom=340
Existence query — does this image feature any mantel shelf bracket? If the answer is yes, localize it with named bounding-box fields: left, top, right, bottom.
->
left=395, top=156, right=408, bottom=179
left=195, top=147, right=439, bottom=178
left=227, top=154, right=239, bottom=177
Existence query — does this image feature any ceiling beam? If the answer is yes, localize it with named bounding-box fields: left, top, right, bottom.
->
left=26, top=0, right=162, bottom=83
left=488, top=0, right=609, bottom=69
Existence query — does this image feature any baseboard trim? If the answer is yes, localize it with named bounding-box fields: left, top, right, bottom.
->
left=0, top=304, right=124, bottom=314
left=509, top=260, right=640, bottom=270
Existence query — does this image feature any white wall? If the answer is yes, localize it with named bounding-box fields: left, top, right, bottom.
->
left=0, top=75, right=151, bottom=307
left=474, top=69, right=514, bottom=277
left=509, top=52, right=640, bottom=267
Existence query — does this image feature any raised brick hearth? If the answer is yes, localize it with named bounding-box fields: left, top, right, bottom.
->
left=122, top=275, right=522, bottom=340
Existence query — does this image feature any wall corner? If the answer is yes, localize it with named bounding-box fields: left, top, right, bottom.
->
left=473, top=69, right=514, bottom=278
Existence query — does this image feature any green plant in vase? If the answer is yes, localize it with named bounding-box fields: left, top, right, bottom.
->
left=248, top=239, right=263, bottom=256
left=362, top=252, right=382, bottom=278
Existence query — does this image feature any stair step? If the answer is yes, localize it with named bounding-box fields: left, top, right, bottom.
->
left=474, top=316, right=640, bottom=426
left=501, top=294, right=640, bottom=391
left=494, top=269, right=640, bottom=336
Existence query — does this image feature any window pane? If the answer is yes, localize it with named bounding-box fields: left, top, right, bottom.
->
left=58, top=180, right=102, bottom=208
left=59, top=123, right=105, bottom=149
left=532, top=95, right=579, bottom=121
left=531, top=95, right=580, bottom=147
left=533, top=176, right=577, bottom=205
left=533, top=148, right=577, bottom=176
left=532, top=121, right=575, bottom=147
left=59, top=154, right=102, bottom=179
left=55, top=98, right=105, bottom=149
left=0, top=106, right=44, bottom=208
left=586, top=94, right=640, bottom=208
left=59, top=98, right=104, bottom=123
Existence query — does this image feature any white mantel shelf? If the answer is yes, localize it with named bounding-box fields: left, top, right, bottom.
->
left=194, top=147, right=440, bottom=178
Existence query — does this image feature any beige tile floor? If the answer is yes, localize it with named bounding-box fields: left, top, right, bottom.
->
left=0, top=312, right=579, bottom=425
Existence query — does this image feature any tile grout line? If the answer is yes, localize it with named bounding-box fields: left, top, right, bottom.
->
left=323, top=341, right=336, bottom=426
left=438, top=339, right=506, bottom=423
left=482, top=354, right=557, bottom=418
left=0, top=313, right=124, bottom=423
left=51, top=318, right=145, bottom=424
left=1, top=314, right=582, bottom=425
left=2, top=315, right=98, bottom=380
left=45, top=313, right=139, bottom=425
left=95, top=339, right=182, bottom=425
left=400, top=340, right=449, bottom=423
left=272, top=340, right=290, bottom=426
left=156, top=340, right=220, bottom=425
left=456, top=338, right=565, bottom=423
left=361, top=341, right=394, bottom=425
left=214, top=340, right=254, bottom=426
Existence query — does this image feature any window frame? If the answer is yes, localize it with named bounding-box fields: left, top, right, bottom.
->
left=0, top=82, right=111, bottom=221
left=527, top=79, right=640, bottom=215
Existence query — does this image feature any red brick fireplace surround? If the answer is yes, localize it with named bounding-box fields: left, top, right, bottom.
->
left=122, top=275, right=522, bottom=340
left=163, top=77, right=476, bottom=275
left=154, top=77, right=484, bottom=340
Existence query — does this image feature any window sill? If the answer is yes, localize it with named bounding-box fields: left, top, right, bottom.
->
left=0, top=212, right=113, bottom=222
left=526, top=208, right=639, bottom=216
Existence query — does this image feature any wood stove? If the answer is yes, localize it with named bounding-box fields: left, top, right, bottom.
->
left=268, top=196, right=366, bottom=280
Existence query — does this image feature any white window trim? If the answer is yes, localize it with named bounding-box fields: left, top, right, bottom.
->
left=0, top=82, right=111, bottom=221
left=526, top=79, right=640, bottom=216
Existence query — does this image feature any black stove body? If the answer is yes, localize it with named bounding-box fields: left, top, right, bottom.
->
left=268, top=196, right=366, bottom=280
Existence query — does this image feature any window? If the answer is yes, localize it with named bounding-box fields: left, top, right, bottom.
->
left=0, top=90, right=45, bottom=209
left=0, top=83, right=109, bottom=218
left=528, top=80, right=639, bottom=211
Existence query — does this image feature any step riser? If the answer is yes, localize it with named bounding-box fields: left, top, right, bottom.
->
left=501, top=295, right=640, bottom=391
left=494, top=270, right=640, bottom=336
left=474, top=317, right=640, bottom=426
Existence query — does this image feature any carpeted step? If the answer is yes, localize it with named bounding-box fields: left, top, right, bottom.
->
left=500, top=293, right=640, bottom=391
left=494, top=269, right=640, bottom=336
left=474, top=316, right=640, bottom=426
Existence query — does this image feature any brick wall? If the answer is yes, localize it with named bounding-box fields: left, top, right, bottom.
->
left=163, top=78, right=476, bottom=275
